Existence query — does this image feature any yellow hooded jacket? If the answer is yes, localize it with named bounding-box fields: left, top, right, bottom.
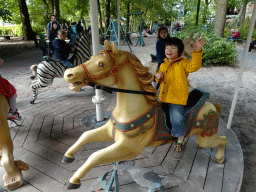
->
left=156, top=50, right=202, bottom=105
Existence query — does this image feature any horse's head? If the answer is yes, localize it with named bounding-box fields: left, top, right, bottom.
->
left=182, top=31, right=201, bottom=58
left=64, top=40, right=129, bottom=92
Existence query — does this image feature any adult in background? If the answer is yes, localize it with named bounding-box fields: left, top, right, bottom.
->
left=49, top=22, right=59, bottom=57
left=175, top=23, right=181, bottom=31
left=248, top=39, right=256, bottom=52
left=227, top=29, right=240, bottom=41
left=76, top=20, right=84, bottom=35
left=46, top=15, right=61, bottom=40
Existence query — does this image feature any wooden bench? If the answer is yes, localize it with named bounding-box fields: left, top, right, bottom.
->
left=233, top=39, right=244, bottom=43
left=1, top=35, right=11, bottom=40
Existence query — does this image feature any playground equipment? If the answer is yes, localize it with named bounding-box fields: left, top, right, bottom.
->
left=62, top=38, right=227, bottom=189
left=101, top=16, right=132, bottom=52
left=0, top=94, right=29, bottom=191
left=127, top=12, right=145, bottom=46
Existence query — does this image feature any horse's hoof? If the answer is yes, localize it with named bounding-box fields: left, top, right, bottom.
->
left=66, top=182, right=81, bottom=190
left=62, top=156, right=75, bottom=163
left=30, top=100, right=35, bottom=104
left=3, top=172, right=23, bottom=191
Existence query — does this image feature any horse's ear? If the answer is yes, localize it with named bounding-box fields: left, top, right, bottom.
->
left=189, top=31, right=194, bottom=40
left=104, top=40, right=112, bottom=51
left=111, top=41, right=119, bottom=55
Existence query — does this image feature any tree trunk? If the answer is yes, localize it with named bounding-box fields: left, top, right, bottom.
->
left=105, top=0, right=111, bottom=32
left=18, top=0, right=38, bottom=46
left=214, top=0, right=228, bottom=37
left=202, top=0, right=209, bottom=23
left=97, top=0, right=104, bottom=35
left=48, top=0, right=54, bottom=14
left=126, top=2, right=130, bottom=33
left=184, top=0, right=188, bottom=15
left=196, top=0, right=201, bottom=25
left=54, top=0, right=60, bottom=20
left=239, top=0, right=249, bottom=26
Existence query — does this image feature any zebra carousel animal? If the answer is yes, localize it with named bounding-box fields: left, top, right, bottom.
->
left=62, top=40, right=227, bottom=190
left=29, top=31, right=91, bottom=104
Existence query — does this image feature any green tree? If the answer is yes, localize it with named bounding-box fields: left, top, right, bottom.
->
left=214, top=0, right=228, bottom=37
left=18, top=0, right=38, bottom=46
left=239, top=0, right=250, bottom=26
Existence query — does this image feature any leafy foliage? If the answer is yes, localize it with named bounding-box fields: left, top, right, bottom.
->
left=0, top=25, right=22, bottom=36
left=238, top=17, right=256, bottom=40
left=173, top=24, right=237, bottom=66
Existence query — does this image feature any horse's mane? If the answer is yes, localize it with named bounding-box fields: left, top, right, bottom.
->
left=121, top=50, right=158, bottom=105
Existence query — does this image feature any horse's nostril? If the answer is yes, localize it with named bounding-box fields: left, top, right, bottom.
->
left=67, top=74, right=73, bottom=79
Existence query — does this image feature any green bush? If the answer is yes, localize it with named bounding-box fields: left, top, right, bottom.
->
left=238, top=18, right=256, bottom=40
left=224, top=27, right=232, bottom=38
left=0, top=25, right=22, bottom=36
left=31, top=23, right=45, bottom=35
left=172, top=25, right=237, bottom=66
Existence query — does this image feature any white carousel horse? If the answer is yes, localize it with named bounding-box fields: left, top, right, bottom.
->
left=61, top=40, right=227, bottom=189
left=0, top=94, right=29, bottom=190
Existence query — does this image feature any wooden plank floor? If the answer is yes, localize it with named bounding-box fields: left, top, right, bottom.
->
left=0, top=86, right=243, bottom=192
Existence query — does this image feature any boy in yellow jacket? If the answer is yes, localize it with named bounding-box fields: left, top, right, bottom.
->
left=155, top=36, right=205, bottom=160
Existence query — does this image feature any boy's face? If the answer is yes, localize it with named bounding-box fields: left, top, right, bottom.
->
left=58, top=33, right=66, bottom=41
left=160, top=30, right=168, bottom=39
left=165, top=45, right=179, bottom=61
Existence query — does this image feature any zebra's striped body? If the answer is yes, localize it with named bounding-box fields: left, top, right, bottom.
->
left=30, top=31, right=91, bottom=104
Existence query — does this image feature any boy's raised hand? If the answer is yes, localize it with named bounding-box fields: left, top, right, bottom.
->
left=192, top=36, right=205, bottom=51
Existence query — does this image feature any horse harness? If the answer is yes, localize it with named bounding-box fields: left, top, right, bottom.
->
left=80, top=50, right=156, bottom=96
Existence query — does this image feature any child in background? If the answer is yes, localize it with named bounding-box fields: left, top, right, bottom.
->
left=156, top=26, right=171, bottom=72
left=155, top=36, right=205, bottom=160
left=52, top=29, right=75, bottom=68
left=152, top=26, right=171, bottom=88
left=38, top=34, right=48, bottom=56
left=0, top=75, right=22, bottom=120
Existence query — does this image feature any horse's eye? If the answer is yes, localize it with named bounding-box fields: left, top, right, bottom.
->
left=99, top=62, right=105, bottom=68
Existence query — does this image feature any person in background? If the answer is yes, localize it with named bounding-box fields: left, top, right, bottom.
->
left=155, top=36, right=205, bottom=160
left=38, top=34, right=48, bottom=56
left=76, top=20, right=84, bottom=35
left=248, top=39, right=256, bottom=52
left=156, top=26, right=171, bottom=72
left=46, top=15, right=61, bottom=40
left=228, top=29, right=240, bottom=41
left=0, top=75, right=22, bottom=121
left=175, top=23, right=182, bottom=31
left=49, top=22, right=59, bottom=57
left=52, top=29, right=75, bottom=68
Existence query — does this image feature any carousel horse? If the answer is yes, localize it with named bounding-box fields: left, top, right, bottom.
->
left=0, top=94, right=29, bottom=190
left=62, top=40, right=227, bottom=189
left=29, top=31, right=91, bottom=104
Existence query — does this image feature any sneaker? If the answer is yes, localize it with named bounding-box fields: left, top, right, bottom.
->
left=170, top=141, right=186, bottom=161
left=8, top=110, right=22, bottom=121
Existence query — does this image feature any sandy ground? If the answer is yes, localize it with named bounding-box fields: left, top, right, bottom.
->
left=0, top=34, right=256, bottom=191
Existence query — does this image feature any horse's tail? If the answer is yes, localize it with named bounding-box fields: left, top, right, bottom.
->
left=30, top=64, right=38, bottom=80
left=213, top=103, right=222, bottom=114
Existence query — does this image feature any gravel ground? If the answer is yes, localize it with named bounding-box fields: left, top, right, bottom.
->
left=0, top=34, right=256, bottom=192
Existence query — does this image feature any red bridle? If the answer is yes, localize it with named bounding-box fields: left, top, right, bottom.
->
left=80, top=50, right=130, bottom=83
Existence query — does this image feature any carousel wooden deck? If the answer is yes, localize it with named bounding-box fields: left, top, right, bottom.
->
left=0, top=86, right=243, bottom=192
